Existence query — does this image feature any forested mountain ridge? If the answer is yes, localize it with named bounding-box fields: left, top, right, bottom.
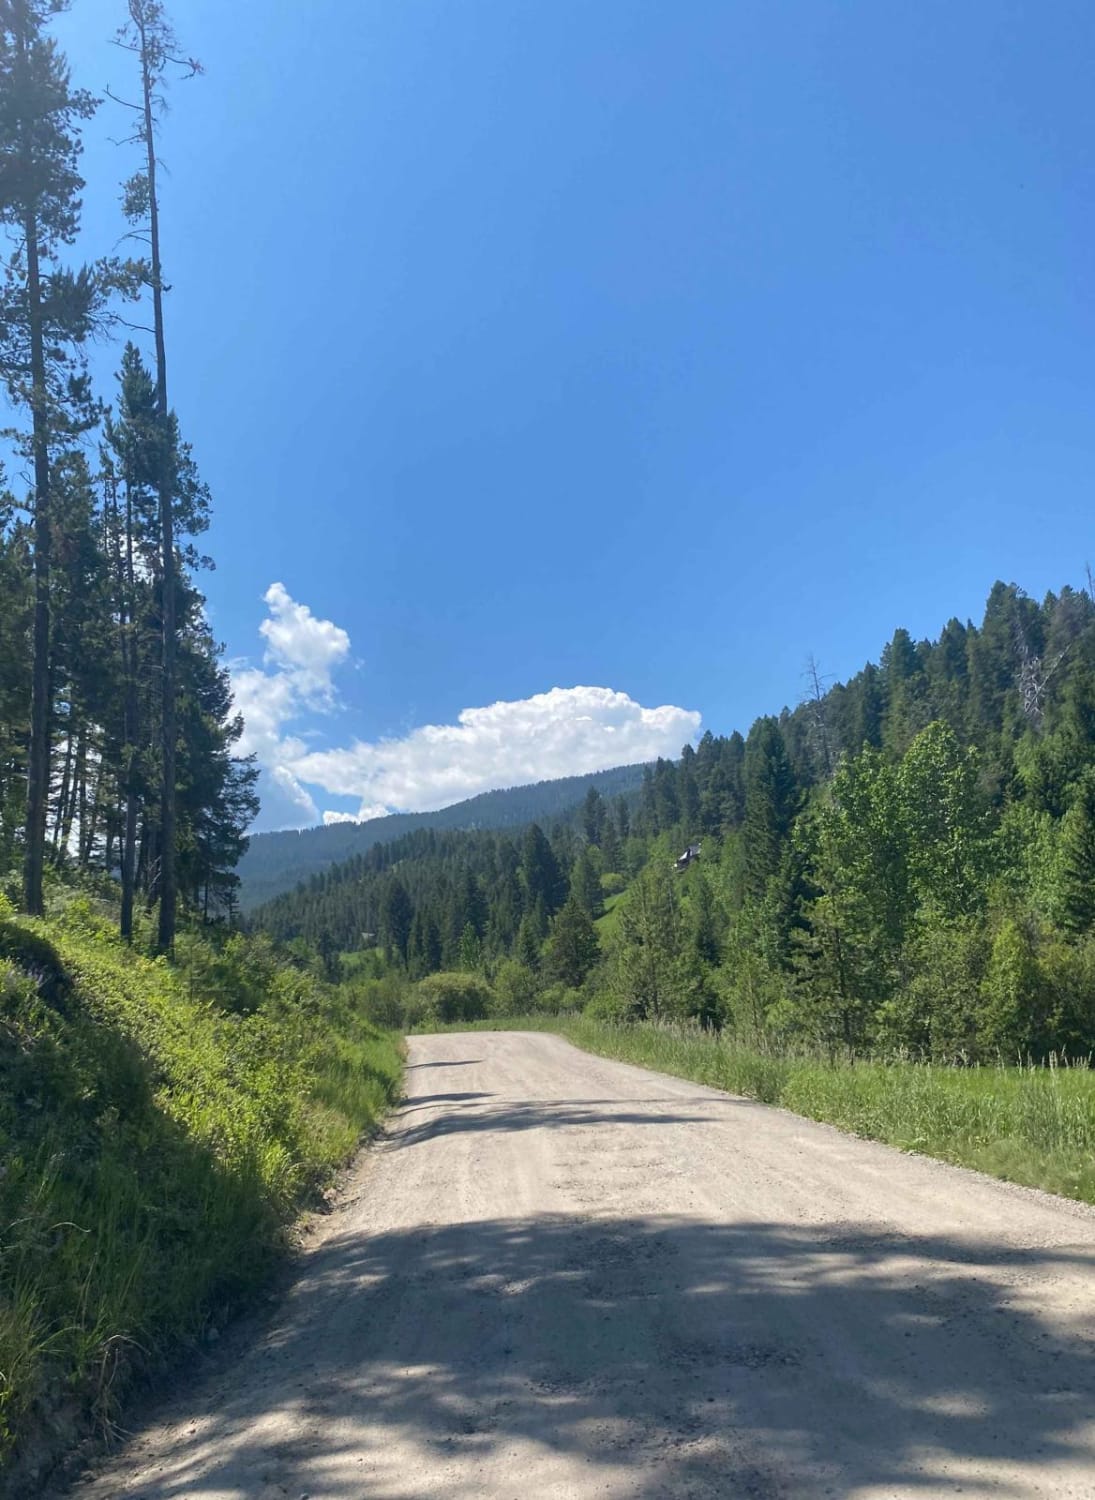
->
left=238, top=762, right=648, bottom=910
left=253, top=579, right=1095, bottom=1062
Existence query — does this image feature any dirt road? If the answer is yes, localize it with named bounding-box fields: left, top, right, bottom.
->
left=75, top=1031, right=1095, bottom=1499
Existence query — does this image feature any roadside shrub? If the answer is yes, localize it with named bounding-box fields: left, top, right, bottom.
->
left=415, top=970, right=493, bottom=1023
left=584, top=989, right=632, bottom=1022
left=492, top=958, right=541, bottom=1015
left=535, top=982, right=586, bottom=1015
left=357, top=974, right=412, bottom=1030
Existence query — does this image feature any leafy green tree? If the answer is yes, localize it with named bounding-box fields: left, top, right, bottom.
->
left=742, top=717, right=799, bottom=902
left=316, top=926, right=341, bottom=983
left=677, top=743, right=701, bottom=831
left=610, top=863, right=682, bottom=1019
left=614, top=795, right=630, bottom=842
left=880, top=627, right=926, bottom=754
left=380, top=876, right=413, bottom=965
left=458, top=921, right=482, bottom=972
left=685, top=867, right=722, bottom=967
left=545, top=892, right=600, bottom=989
left=493, top=956, right=540, bottom=1014
left=521, top=822, right=566, bottom=917
left=115, top=0, right=203, bottom=952
left=979, top=915, right=1047, bottom=1059
left=599, top=813, right=621, bottom=872
left=582, top=785, right=606, bottom=845
left=570, top=847, right=603, bottom=919
left=0, top=0, right=105, bottom=913
left=0, top=503, right=30, bottom=869
left=174, top=617, right=258, bottom=918
left=516, top=908, right=543, bottom=971
left=900, top=721, right=989, bottom=921
left=816, top=748, right=911, bottom=959
left=1058, top=768, right=1095, bottom=935
left=408, top=906, right=442, bottom=976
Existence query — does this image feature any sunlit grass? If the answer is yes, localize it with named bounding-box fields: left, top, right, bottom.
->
left=0, top=905, right=402, bottom=1475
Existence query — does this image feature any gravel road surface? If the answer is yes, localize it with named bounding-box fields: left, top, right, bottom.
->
left=74, top=1031, right=1095, bottom=1499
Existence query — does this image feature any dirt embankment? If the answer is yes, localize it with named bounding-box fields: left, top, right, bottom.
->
left=71, top=1031, right=1095, bottom=1499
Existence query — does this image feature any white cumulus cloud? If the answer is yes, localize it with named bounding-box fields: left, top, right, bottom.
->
left=292, top=687, right=700, bottom=819
left=232, top=585, right=701, bottom=831
left=259, top=581, right=350, bottom=698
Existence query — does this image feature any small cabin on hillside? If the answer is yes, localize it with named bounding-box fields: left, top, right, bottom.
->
left=674, top=842, right=701, bottom=872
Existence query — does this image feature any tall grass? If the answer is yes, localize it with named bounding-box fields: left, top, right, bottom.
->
left=415, top=1014, right=1095, bottom=1206
left=0, top=902, right=401, bottom=1486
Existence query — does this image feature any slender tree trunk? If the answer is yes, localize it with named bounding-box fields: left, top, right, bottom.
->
left=61, top=727, right=82, bottom=855
left=138, top=819, right=152, bottom=906
left=51, top=724, right=72, bottom=855
left=103, top=812, right=115, bottom=876
left=138, top=24, right=178, bottom=952
left=109, top=468, right=141, bottom=938
left=19, top=8, right=52, bottom=914
left=73, top=728, right=90, bottom=866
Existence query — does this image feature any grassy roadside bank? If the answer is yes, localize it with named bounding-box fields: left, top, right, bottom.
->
left=0, top=898, right=401, bottom=1494
left=413, top=1015, right=1095, bottom=1207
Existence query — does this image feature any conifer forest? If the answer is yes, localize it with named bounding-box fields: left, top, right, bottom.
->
left=0, top=0, right=256, bottom=948
left=254, top=581, right=1095, bottom=1065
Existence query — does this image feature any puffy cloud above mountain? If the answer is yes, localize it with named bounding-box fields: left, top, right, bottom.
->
left=233, top=585, right=701, bottom=830
left=258, top=581, right=350, bottom=695
left=291, top=687, right=700, bottom=820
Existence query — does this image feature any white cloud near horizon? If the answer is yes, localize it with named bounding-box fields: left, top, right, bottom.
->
left=233, top=584, right=701, bottom=831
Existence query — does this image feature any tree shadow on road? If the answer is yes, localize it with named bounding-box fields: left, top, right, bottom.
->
left=78, top=1211, right=1095, bottom=1499
left=404, top=1057, right=483, bottom=1069
left=392, top=1096, right=728, bottom=1147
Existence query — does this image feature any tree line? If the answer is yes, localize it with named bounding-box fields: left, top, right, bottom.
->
left=254, top=579, right=1095, bottom=1060
left=237, top=762, right=648, bottom=912
left=0, top=0, right=256, bottom=941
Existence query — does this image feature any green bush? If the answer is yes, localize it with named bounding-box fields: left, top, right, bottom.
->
left=492, top=958, right=541, bottom=1015
left=356, top=974, right=414, bottom=1030
left=534, top=982, right=586, bottom=1015
left=415, top=970, right=494, bottom=1023
left=583, top=989, right=632, bottom=1023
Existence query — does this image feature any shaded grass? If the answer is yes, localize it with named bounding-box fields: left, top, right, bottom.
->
left=0, top=905, right=401, bottom=1486
left=414, top=1015, right=1095, bottom=1206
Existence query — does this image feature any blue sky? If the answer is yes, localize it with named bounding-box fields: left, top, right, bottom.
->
left=49, top=0, right=1095, bottom=829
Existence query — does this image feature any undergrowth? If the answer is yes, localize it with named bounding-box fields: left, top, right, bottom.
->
left=0, top=900, right=401, bottom=1486
left=414, top=1015, right=1095, bottom=1206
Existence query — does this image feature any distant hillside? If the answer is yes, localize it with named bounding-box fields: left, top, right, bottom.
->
left=238, top=763, right=649, bottom=909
